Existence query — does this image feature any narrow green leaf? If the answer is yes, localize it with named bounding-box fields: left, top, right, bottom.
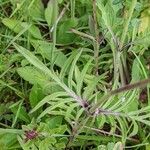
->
left=9, top=101, right=30, bottom=123
left=68, top=49, right=82, bottom=89
left=30, top=92, right=68, bottom=114
left=45, top=0, right=58, bottom=27
left=129, top=120, right=138, bottom=137
left=76, top=58, right=93, bottom=96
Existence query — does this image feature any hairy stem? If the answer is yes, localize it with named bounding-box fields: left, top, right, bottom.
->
left=70, top=28, right=96, bottom=41
left=70, top=0, right=75, bottom=18
left=119, top=0, right=137, bottom=85
left=83, top=126, right=139, bottom=143
left=51, top=0, right=58, bottom=67
left=120, top=0, right=137, bottom=48
left=92, top=0, right=100, bottom=76
left=90, top=78, right=150, bottom=113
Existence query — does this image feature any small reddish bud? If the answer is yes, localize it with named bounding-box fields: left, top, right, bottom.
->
left=24, top=129, right=38, bottom=141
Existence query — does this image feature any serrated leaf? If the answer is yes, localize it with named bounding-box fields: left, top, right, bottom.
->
left=17, top=66, right=62, bottom=95
left=14, top=43, right=79, bottom=102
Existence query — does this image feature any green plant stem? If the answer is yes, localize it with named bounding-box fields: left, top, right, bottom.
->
left=96, top=1, right=122, bottom=85
left=70, top=0, right=75, bottom=18
left=119, top=53, right=126, bottom=86
left=52, top=23, right=57, bottom=67
left=92, top=0, right=100, bottom=76
left=51, top=2, right=69, bottom=31
left=119, top=0, right=137, bottom=85
left=120, top=0, right=137, bottom=48
left=131, top=51, right=150, bottom=105
left=112, top=46, right=120, bottom=88
left=13, top=44, right=86, bottom=108
left=51, top=0, right=58, bottom=68
left=110, top=34, right=125, bottom=87
left=90, top=79, right=150, bottom=113
left=105, top=25, right=124, bottom=87
left=83, top=126, right=139, bottom=143
left=51, top=1, right=70, bottom=68
left=70, top=29, right=96, bottom=41
left=121, top=53, right=130, bottom=83
left=66, top=116, right=90, bottom=148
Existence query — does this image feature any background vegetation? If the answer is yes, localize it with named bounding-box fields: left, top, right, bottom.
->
left=0, top=0, right=150, bottom=149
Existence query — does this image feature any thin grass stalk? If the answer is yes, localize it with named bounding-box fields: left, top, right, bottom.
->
left=90, top=79, right=150, bottom=113
left=131, top=51, right=150, bottom=105
left=119, top=0, right=137, bottom=85
left=83, top=126, right=139, bottom=143
left=120, top=0, right=137, bottom=48
left=51, top=0, right=58, bottom=68
left=70, top=29, right=96, bottom=41
left=92, top=0, right=100, bottom=76
left=70, top=0, right=75, bottom=18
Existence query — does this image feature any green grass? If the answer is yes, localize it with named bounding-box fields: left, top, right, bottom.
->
left=0, top=0, right=150, bottom=149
